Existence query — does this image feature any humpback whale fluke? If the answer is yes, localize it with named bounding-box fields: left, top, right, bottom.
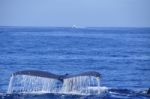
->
left=13, top=70, right=101, bottom=82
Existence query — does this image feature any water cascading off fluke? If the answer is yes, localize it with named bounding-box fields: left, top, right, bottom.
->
left=7, top=75, right=62, bottom=94
left=7, top=70, right=104, bottom=95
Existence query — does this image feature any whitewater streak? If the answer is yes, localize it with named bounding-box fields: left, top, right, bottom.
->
left=7, top=75, right=107, bottom=95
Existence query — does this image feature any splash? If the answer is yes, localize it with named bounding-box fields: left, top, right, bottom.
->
left=7, top=75, right=107, bottom=95
left=7, top=75, right=14, bottom=94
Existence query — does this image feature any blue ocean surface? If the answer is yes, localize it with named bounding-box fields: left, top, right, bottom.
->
left=0, top=27, right=150, bottom=99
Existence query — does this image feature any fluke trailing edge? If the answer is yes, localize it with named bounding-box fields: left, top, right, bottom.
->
left=13, top=70, right=101, bottom=82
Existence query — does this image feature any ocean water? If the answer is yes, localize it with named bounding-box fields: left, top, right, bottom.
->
left=0, top=27, right=150, bottom=99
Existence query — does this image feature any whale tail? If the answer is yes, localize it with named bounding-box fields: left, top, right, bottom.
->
left=13, top=70, right=101, bottom=82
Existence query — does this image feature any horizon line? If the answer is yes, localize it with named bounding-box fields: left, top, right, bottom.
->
left=0, top=26, right=150, bottom=29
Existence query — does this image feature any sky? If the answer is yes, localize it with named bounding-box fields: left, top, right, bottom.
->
left=0, top=0, right=150, bottom=27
